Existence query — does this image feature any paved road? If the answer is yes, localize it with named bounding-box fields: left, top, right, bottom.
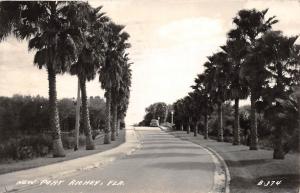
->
left=20, top=127, right=215, bottom=193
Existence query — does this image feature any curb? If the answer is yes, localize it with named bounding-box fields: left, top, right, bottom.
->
left=167, top=131, right=231, bottom=193
left=204, top=146, right=231, bottom=193
left=0, top=128, right=141, bottom=193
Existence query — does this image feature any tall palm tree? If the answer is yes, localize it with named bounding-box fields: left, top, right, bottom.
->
left=117, top=55, right=132, bottom=135
left=192, top=73, right=213, bottom=139
left=230, top=8, right=278, bottom=150
left=109, top=24, right=130, bottom=141
left=173, top=99, right=186, bottom=131
left=0, top=2, right=78, bottom=157
left=182, top=96, right=193, bottom=134
left=68, top=3, right=110, bottom=149
left=188, top=92, right=203, bottom=137
left=221, top=38, right=249, bottom=145
left=206, top=52, right=231, bottom=142
left=99, top=22, right=126, bottom=143
left=258, top=31, right=299, bottom=159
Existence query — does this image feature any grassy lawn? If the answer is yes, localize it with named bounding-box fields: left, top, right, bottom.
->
left=169, top=130, right=300, bottom=193
left=0, top=130, right=125, bottom=175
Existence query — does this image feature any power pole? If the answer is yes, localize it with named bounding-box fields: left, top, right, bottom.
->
left=74, top=78, right=81, bottom=151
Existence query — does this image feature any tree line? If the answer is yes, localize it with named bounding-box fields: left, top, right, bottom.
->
left=0, top=95, right=106, bottom=139
left=139, top=102, right=172, bottom=126
left=0, top=1, right=132, bottom=157
left=172, top=9, right=299, bottom=159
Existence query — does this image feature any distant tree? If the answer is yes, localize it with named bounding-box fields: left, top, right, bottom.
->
left=192, top=73, right=214, bottom=139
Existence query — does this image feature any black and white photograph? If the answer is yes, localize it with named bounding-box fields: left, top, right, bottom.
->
left=0, top=0, right=299, bottom=193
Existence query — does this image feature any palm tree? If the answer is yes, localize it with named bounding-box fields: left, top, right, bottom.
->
left=231, top=8, right=278, bottom=150
left=109, top=25, right=130, bottom=141
left=188, top=92, right=203, bottom=137
left=0, top=1, right=79, bottom=157
left=221, top=38, right=249, bottom=145
left=192, top=73, right=213, bottom=139
left=68, top=3, right=109, bottom=149
left=182, top=96, right=193, bottom=134
left=173, top=99, right=186, bottom=131
left=99, top=22, right=128, bottom=143
left=206, top=52, right=231, bottom=142
left=117, top=55, right=132, bottom=136
left=258, top=31, right=299, bottom=159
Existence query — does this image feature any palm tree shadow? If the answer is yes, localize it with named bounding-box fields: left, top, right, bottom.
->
left=125, top=152, right=209, bottom=159
left=147, top=161, right=214, bottom=171
left=142, top=141, right=187, bottom=144
left=225, top=159, right=269, bottom=167
left=142, top=146, right=202, bottom=150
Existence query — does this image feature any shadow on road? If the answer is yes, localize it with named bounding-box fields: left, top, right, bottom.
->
left=124, top=152, right=209, bottom=159
left=147, top=161, right=214, bottom=171
left=141, top=146, right=203, bottom=150
left=142, top=141, right=187, bottom=144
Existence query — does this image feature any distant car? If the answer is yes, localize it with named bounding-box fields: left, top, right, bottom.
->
left=150, top=119, right=159, bottom=127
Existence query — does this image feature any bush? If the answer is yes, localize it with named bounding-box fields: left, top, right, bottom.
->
left=0, top=134, right=52, bottom=161
left=17, top=146, right=33, bottom=160
left=92, top=129, right=101, bottom=140
left=61, top=134, right=75, bottom=149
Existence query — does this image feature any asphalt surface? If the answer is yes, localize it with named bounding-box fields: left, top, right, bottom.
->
left=18, top=127, right=215, bottom=193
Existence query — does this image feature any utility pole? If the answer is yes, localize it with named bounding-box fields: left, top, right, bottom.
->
left=74, top=78, right=81, bottom=151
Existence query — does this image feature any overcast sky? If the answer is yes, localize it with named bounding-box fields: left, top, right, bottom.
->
left=0, top=0, right=299, bottom=125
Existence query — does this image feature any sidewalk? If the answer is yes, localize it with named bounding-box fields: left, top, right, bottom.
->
left=168, top=130, right=300, bottom=193
left=0, top=128, right=140, bottom=193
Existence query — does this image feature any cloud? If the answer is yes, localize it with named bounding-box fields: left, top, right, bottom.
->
left=157, top=17, right=223, bottom=44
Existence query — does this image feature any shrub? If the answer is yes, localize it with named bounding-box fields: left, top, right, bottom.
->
left=61, top=134, right=75, bottom=149
left=17, top=146, right=33, bottom=160
left=92, top=129, right=101, bottom=140
left=79, top=134, right=86, bottom=147
left=0, top=134, right=52, bottom=160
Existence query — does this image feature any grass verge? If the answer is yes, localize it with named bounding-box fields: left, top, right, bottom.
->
left=168, top=130, right=300, bottom=193
left=0, top=130, right=125, bottom=175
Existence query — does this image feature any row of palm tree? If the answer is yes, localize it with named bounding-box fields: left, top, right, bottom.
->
left=173, top=8, right=299, bottom=159
left=0, top=1, right=132, bottom=157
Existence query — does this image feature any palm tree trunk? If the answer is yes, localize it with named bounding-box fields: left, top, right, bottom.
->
left=104, top=89, right=111, bottom=144
left=116, top=118, right=121, bottom=136
left=273, top=126, right=284, bottom=159
left=194, top=122, right=197, bottom=137
left=120, top=117, right=125, bottom=130
left=79, top=76, right=95, bottom=150
left=250, top=93, right=258, bottom=150
left=187, top=120, right=191, bottom=134
left=233, top=98, right=240, bottom=145
left=217, top=102, right=224, bottom=142
left=111, top=102, right=117, bottom=141
left=74, top=78, right=81, bottom=151
left=204, top=114, right=208, bottom=139
left=48, top=67, right=65, bottom=157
